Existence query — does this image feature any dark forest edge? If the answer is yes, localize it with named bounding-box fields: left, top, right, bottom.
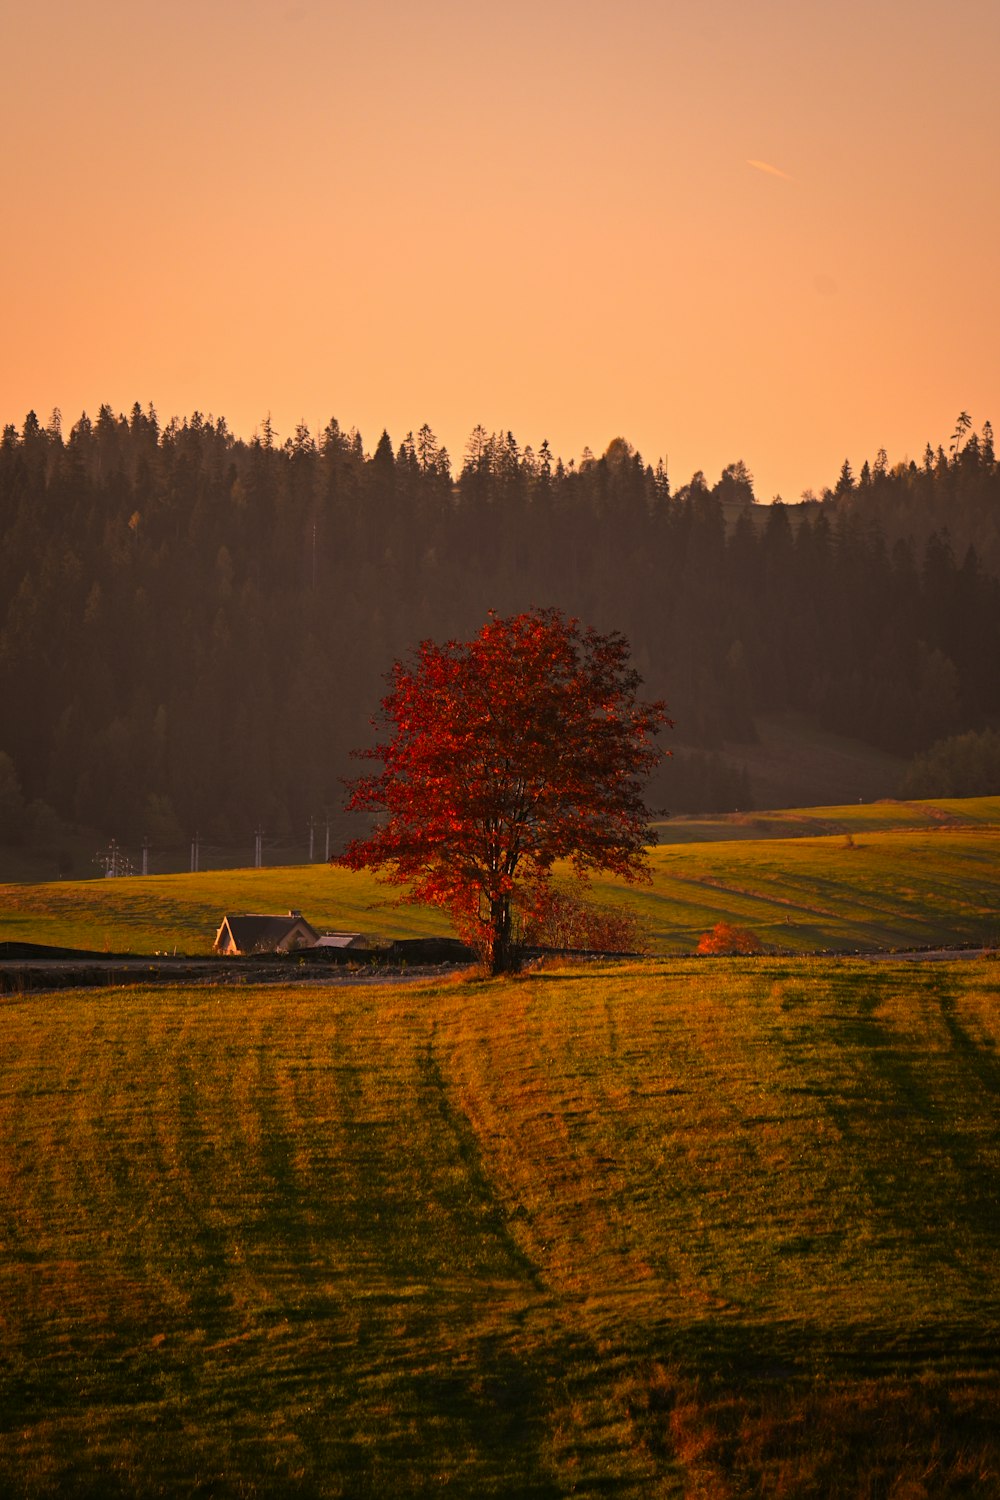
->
left=1, top=404, right=998, bottom=879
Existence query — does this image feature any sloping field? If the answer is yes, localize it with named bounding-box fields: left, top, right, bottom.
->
left=1, top=960, right=998, bottom=1495
left=1, top=798, right=998, bottom=957
left=655, top=794, right=1000, bottom=843
left=632, top=819, right=1000, bottom=953
left=0, top=863, right=441, bottom=957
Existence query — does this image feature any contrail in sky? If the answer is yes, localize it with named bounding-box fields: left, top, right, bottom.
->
left=747, top=158, right=793, bottom=181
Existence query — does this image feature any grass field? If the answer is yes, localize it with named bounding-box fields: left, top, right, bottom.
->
left=2, top=958, right=998, bottom=1495
left=2, top=797, right=998, bottom=958
left=654, top=794, right=1000, bottom=843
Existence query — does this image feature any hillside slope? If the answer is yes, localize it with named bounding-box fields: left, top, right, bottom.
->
left=2, top=961, right=997, bottom=1495
left=2, top=798, right=998, bottom=957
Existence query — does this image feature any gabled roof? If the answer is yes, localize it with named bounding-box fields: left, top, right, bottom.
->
left=214, top=912, right=319, bottom=954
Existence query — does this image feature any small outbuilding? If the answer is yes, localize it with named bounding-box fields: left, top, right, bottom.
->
left=315, top=931, right=368, bottom=950
left=214, top=911, right=320, bottom=955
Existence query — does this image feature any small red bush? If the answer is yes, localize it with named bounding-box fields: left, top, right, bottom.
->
left=696, top=922, right=764, bottom=956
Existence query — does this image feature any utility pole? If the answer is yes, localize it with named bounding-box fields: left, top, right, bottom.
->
left=324, top=814, right=330, bottom=863
left=190, top=832, right=200, bottom=873
left=255, top=826, right=263, bottom=869
left=142, top=837, right=149, bottom=877
left=308, top=814, right=315, bottom=862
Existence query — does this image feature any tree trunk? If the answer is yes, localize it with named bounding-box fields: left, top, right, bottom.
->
left=489, top=893, right=519, bottom=975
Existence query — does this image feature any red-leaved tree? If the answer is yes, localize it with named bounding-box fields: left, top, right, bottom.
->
left=339, top=609, right=670, bottom=974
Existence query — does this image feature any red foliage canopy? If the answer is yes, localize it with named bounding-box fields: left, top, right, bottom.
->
left=340, top=609, right=670, bottom=972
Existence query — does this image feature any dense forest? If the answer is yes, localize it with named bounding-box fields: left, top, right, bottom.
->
left=1, top=404, right=998, bottom=871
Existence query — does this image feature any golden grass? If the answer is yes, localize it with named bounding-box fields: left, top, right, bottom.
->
left=655, top=794, right=1000, bottom=843
left=2, top=796, right=999, bottom=958
left=2, top=958, right=998, bottom=1494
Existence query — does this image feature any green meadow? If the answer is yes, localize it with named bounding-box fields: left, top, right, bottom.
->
left=2, top=959, right=998, bottom=1495
left=2, top=797, right=998, bottom=957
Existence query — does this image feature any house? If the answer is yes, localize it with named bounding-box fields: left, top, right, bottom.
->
left=213, top=911, right=320, bottom=955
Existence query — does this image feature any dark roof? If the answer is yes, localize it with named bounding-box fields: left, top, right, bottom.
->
left=214, top=913, right=319, bottom=954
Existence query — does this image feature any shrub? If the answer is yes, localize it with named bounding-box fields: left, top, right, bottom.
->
left=696, top=922, right=764, bottom=956
left=520, top=885, right=650, bottom=954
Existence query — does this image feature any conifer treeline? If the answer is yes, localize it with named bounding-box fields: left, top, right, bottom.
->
left=0, top=404, right=997, bottom=852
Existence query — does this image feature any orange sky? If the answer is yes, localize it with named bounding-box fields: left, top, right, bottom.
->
left=3, top=0, right=998, bottom=501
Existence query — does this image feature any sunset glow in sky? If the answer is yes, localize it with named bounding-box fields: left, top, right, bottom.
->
left=4, top=0, right=998, bottom=500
